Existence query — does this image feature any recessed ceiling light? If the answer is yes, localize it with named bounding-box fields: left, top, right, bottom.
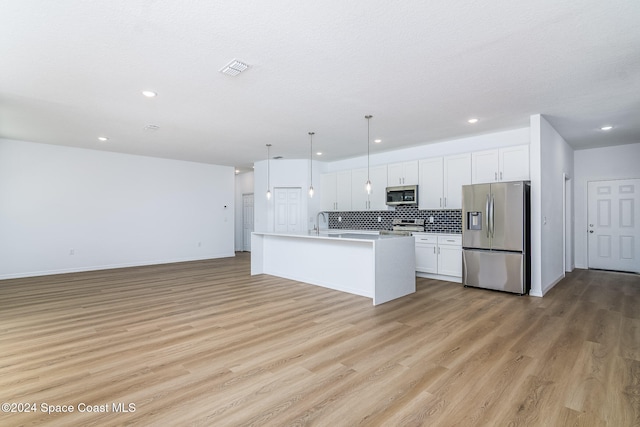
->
left=374, top=139, right=382, bottom=143
left=468, top=118, right=479, bottom=124
left=316, top=152, right=323, bottom=156
left=600, top=125, right=613, bottom=131
left=142, top=90, right=157, bottom=98
left=220, top=59, right=250, bottom=77
left=98, top=136, right=108, bottom=142
left=144, top=124, right=160, bottom=131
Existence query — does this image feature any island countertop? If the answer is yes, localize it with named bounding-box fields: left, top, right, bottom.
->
left=252, top=231, right=406, bottom=241
left=251, top=231, right=415, bottom=305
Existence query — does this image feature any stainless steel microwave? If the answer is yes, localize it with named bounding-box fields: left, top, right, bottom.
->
left=386, top=185, right=418, bottom=206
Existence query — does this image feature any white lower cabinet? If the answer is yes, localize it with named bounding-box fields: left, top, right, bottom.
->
left=414, top=235, right=438, bottom=273
left=437, top=236, right=462, bottom=277
left=415, top=233, right=462, bottom=282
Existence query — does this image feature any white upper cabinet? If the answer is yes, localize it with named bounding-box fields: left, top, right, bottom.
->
left=320, top=172, right=337, bottom=211
left=472, top=145, right=529, bottom=184
left=419, top=153, right=470, bottom=210
left=444, top=153, right=471, bottom=209
left=471, top=150, right=499, bottom=184
left=418, top=157, right=444, bottom=210
left=499, top=145, right=530, bottom=182
left=336, top=170, right=352, bottom=211
left=321, top=170, right=352, bottom=211
left=387, top=161, right=419, bottom=186
left=351, top=166, right=387, bottom=211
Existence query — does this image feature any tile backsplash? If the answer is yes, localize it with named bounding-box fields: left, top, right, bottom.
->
left=327, top=206, right=462, bottom=233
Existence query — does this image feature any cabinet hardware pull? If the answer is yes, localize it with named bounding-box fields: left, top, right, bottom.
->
left=500, top=171, right=503, bottom=180
left=495, top=172, right=497, bottom=181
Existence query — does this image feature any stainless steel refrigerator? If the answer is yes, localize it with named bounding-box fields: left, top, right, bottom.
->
left=462, top=181, right=530, bottom=294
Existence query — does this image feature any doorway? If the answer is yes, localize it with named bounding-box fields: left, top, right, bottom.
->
left=274, top=187, right=302, bottom=233
left=587, top=178, right=640, bottom=273
left=563, top=174, right=573, bottom=274
left=242, top=193, right=254, bottom=252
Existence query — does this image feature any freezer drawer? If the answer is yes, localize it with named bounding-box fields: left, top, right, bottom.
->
left=462, top=249, right=527, bottom=294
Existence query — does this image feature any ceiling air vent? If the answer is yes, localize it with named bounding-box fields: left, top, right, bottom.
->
left=220, top=59, right=250, bottom=77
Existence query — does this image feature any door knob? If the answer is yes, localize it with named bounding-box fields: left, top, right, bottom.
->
left=589, top=230, right=594, bottom=233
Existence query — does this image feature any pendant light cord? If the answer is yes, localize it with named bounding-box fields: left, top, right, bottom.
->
left=365, top=115, right=373, bottom=194
left=308, top=132, right=315, bottom=197
left=266, top=144, right=272, bottom=199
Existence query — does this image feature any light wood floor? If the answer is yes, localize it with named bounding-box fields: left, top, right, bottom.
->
left=1, top=253, right=639, bottom=426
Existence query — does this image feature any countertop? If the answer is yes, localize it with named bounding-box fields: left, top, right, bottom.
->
left=252, top=231, right=410, bottom=242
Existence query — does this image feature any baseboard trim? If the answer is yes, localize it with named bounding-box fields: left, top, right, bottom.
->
left=0, top=252, right=236, bottom=280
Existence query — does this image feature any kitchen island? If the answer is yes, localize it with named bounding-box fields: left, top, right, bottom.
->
left=251, top=232, right=415, bottom=305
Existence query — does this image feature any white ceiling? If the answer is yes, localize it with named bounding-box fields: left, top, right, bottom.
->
left=1, top=1, right=639, bottom=172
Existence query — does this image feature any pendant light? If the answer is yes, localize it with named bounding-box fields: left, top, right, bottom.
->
left=266, top=143, right=272, bottom=200
left=365, top=115, right=373, bottom=194
left=308, top=132, right=315, bottom=198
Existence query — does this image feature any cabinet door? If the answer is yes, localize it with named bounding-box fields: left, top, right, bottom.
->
left=350, top=168, right=369, bottom=211
left=472, top=149, right=499, bottom=184
left=336, top=170, right=352, bottom=211
left=320, top=173, right=337, bottom=211
left=387, top=163, right=405, bottom=186
left=320, top=173, right=338, bottom=211
left=369, top=165, right=388, bottom=210
left=403, top=161, right=419, bottom=185
left=415, top=243, right=438, bottom=273
left=444, top=153, right=471, bottom=209
left=500, top=145, right=529, bottom=181
left=419, top=157, right=444, bottom=210
left=438, top=245, right=462, bottom=277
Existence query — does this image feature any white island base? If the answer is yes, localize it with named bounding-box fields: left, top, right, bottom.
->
left=251, top=232, right=416, bottom=305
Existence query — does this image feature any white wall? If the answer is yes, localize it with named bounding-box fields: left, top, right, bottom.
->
left=574, top=142, right=640, bottom=268
left=0, top=139, right=235, bottom=279
left=529, top=115, right=574, bottom=297
left=234, top=171, right=254, bottom=251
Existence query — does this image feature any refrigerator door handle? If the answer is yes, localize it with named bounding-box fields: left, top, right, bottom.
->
left=462, top=250, right=468, bottom=284
left=490, top=195, right=495, bottom=237
left=485, top=194, right=490, bottom=238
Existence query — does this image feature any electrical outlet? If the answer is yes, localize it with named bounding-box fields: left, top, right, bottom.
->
left=198, top=241, right=202, bottom=247
left=377, top=216, right=381, bottom=222
left=429, top=216, right=434, bottom=223
left=69, top=249, right=74, bottom=255
left=338, top=216, right=342, bottom=222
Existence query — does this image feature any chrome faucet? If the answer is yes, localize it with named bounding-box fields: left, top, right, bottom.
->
left=314, top=212, right=327, bottom=235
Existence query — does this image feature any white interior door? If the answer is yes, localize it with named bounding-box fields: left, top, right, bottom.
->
left=587, top=179, right=640, bottom=273
left=274, top=188, right=302, bottom=233
left=242, top=193, right=254, bottom=252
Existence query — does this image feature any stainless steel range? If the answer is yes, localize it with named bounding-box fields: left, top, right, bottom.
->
left=380, top=218, right=425, bottom=236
